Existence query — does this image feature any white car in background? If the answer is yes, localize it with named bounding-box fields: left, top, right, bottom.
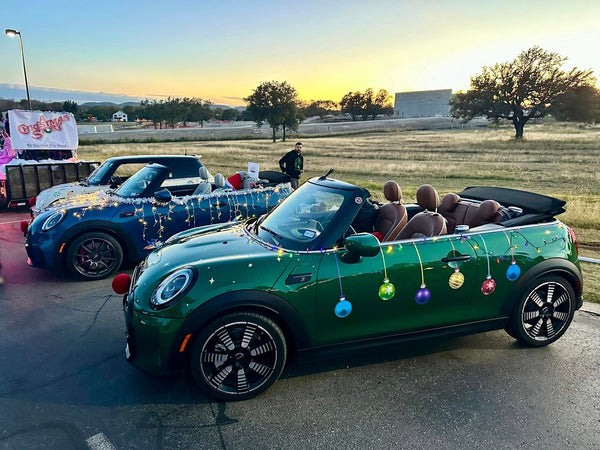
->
left=32, top=154, right=211, bottom=215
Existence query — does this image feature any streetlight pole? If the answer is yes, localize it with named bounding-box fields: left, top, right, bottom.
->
left=5, top=28, right=32, bottom=110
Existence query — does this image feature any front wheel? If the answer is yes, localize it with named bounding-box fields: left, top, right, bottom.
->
left=190, top=312, right=287, bottom=401
left=506, top=275, right=576, bottom=347
left=66, top=232, right=123, bottom=280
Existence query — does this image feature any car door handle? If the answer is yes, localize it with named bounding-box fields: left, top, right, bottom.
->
left=441, top=255, right=472, bottom=263
left=211, top=201, right=228, bottom=207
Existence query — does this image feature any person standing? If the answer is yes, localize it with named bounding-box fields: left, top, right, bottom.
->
left=279, top=142, right=304, bottom=189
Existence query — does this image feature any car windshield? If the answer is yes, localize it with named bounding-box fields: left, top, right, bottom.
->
left=86, top=160, right=115, bottom=185
left=255, top=182, right=347, bottom=251
left=115, top=165, right=166, bottom=198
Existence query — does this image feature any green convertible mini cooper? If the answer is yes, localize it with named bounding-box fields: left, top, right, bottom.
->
left=116, top=174, right=583, bottom=401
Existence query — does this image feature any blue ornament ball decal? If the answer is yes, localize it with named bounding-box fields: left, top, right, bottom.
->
left=334, top=296, right=352, bottom=318
left=506, top=262, right=521, bottom=281
left=415, top=284, right=431, bottom=305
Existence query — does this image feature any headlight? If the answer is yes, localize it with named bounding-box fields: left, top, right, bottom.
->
left=150, top=267, right=196, bottom=309
left=41, top=211, right=66, bottom=231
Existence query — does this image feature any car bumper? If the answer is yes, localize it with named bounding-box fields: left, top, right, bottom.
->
left=123, top=294, right=187, bottom=376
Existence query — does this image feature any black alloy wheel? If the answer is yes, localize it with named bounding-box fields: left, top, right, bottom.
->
left=66, top=232, right=123, bottom=280
left=190, top=312, right=287, bottom=401
left=507, top=275, right=576, bottom=346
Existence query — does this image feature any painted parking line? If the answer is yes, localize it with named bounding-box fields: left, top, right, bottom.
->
left=86, top=433, right=116, bottom=450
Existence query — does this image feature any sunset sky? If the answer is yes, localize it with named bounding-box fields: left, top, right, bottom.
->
left=2, top=0, right=599, bottom=105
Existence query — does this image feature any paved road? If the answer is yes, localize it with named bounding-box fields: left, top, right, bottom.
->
left=78, top=117, right=486, bottom=142
left=1, top=209, right=599, bottom=449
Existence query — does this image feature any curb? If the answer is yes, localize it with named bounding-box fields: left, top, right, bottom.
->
left=581, top=301, right=600, bottom=315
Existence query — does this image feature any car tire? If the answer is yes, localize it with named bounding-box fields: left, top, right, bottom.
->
left=66, top=232, right=124, bottom=280
left=190, top=311, right=287, bottom=401
left=506, top=275, right=576, bottom=347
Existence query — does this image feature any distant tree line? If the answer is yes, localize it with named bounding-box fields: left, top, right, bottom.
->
left=3, top=47, right=599, bottom=143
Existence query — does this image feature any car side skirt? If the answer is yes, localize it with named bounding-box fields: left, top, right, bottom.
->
left=297, top=316, right=509, bottom=358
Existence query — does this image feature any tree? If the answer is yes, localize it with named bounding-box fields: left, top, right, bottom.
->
left=140, top=99, right=166, bottom=128
left=187, top=98, right=213, bottom=127
left=302, top=100, right=339, bottom=120
left=339, top=91, right=364, bottom=121
left=62, top=100, right=78, bottom=114
left=245, top=81, right=301, bottom=142
left=549, top=85, right=600, bottom=123
left=450, top=46, right=595, bottom=139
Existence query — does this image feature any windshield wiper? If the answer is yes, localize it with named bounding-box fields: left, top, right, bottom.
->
left=259, top=225, right=283, bottom=244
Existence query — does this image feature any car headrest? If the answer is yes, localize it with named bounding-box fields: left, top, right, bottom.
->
left=416, top=184, right=439, bottom=211
left=383, top=180, right=402, bottom=202
left=479, top=199, right=501, bottom=220
left=439, top=193, right=460, bottom=212
left=198, top=166, right=209, bottom=180
left=214, top=173, right=226, bottom=188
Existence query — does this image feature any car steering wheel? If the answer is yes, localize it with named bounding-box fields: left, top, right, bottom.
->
left=287, top=218, right=324, bottom=240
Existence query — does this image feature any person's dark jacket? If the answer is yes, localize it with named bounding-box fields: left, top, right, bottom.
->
left=279, top=150, right=303, bottom=178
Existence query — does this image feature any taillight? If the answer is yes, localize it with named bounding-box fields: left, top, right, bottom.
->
left=567, top=227, right=579, bottom=254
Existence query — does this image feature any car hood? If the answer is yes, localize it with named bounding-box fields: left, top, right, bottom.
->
left=41, top=189, right=117, bottom=212
left=33, top=182, right=92, bottom=212
left=133, top=224, right=293, bottom=317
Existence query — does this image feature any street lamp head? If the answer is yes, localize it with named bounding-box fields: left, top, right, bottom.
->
left=5, top=29, right=20, bottom=37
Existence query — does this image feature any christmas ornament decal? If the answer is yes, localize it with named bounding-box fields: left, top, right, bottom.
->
left=334, top=253, right=352, bottom=318
left=378, top=243, right=396, bottom=301
left=481, top=276, right=496, bottom=295
left=335, top=295, right=352, bottom=318
left=506, top=262, right=521, bottom=281
left=448, top=239, right=465, bottom=289
left=378, top=278, right=396, bottom=301
left=479, top=235, right=496, bottom=296
left=412, top=242, right=430, bottom=304
left=503, top=231, right=521, bottom=281
left=449, top=269, right=465, bottom=289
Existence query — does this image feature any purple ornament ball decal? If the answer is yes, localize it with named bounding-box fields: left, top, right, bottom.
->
left=415, top=285, right=431, bottom=305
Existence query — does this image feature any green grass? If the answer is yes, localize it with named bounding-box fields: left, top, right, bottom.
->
left=77, top=121, right=600, bottom=303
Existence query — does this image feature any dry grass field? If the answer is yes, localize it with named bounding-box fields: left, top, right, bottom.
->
left=78, top=121, right=600, bottom=302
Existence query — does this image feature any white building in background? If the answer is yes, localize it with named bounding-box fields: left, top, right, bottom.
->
left=111, top=110, right=128, bottom=122
left=394, top=89, right=453, bottom=118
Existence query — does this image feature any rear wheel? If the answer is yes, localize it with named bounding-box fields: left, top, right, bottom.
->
left=506, top=275, right=576, bottom=347
left=190, top=312, right=287, bottom=401
left=66, top=232, right=123, bottom=280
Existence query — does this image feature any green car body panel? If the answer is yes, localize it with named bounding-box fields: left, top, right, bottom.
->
left=121, top=177, right=583, bottom=395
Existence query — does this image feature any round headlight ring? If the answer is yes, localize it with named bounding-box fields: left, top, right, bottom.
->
left=150, top=267, right=196, bottom=309
left=41, top=211, right=66, bottom=231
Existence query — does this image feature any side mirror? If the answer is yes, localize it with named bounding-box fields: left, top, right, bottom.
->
left=341, top=233, right=380, bottom=263
left=154, top=189, right=172, bottom=203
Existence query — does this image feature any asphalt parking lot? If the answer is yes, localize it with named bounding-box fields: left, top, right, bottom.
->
left=1, top=208, right=599, bottom=449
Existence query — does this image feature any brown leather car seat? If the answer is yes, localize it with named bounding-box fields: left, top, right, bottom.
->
left=397, top=184, right=447, bottom=239
left=439, top=194, right=503, bottom=233
left=468, top=199, right=503, bottom=228
left=373, top=180, right=408, bottom=241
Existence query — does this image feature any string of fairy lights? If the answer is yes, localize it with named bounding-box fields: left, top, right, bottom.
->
left=232, top=222, right=569, bottom=318
left=53, top=184, right=290, bottom=245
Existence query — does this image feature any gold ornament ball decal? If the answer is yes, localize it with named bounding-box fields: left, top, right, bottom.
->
left=449, top=270, right=465, bottom=289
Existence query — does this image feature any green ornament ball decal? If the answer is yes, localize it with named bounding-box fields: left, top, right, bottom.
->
left=378, top=278, right=396, bottom=301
